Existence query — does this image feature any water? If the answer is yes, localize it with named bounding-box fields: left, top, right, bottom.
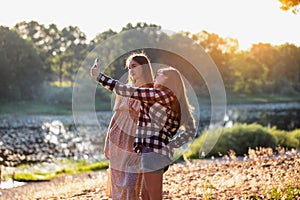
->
left=225, top=102, right=300, bottom=130
left=0, top=179, right=26, bottom=189
left=194, top=102, right=300, bottom=135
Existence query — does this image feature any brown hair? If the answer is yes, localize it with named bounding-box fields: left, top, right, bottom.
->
left=125, top=52, right=154, bottom=86
left=157, top=67, right=195, bottom=128
left=114, top=52, right=154, bottom=108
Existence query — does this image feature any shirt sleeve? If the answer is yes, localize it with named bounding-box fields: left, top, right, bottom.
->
left=170, top=120, right=196, bottom=148
left=97, top=73, right=172, bottom=104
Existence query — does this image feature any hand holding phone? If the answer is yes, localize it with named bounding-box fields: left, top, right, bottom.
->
left=90, top=58, right=101, bottom=78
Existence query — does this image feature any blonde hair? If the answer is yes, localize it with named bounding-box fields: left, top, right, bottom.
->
left=157, top=67, right=195, bottom=128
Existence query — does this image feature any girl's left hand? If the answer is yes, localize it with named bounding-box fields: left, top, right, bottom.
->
left=90, top=58, right=101, bottom=78
left=133, top=144, right=143, bottom=156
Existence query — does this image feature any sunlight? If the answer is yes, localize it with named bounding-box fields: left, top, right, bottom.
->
left=1, top=0, right=299, bottom=50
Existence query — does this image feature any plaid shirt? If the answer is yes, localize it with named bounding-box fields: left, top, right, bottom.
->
left=97, top=73, right=196, bottom=159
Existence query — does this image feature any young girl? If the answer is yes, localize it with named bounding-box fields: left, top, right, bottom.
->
left=91, top=59, right=196, bottom=200
left=104, top=52, right=154, bottom=200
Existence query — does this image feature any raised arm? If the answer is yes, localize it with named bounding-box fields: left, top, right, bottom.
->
left=90, top=60, right=173, bottom=104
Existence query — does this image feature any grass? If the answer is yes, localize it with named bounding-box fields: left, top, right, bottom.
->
left=165, top=147, right=300, bottom=199
left=13, top=172, right=54, bottom=182
left=0, top=101, right=72, bottom=115
left=8, top=159, right=109, bottom=182
left=0, top=100, right=111, bottom=115
left=268, top=184, right=300, bottom=200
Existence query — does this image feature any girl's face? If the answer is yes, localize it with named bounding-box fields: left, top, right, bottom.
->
left=128, top=59, right=143, bottom=81
left=154, top=71, right=168, bottom=88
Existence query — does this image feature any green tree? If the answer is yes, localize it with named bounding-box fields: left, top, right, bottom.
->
left=14, top=21, right=88, bottom=86
left=229, top=51, right=268, bottom=94
left=250, top=43, right=279, bottom=70
left=275, top=43, right=300, bottom=93
left=52, top=26, right=87, bottom=86
left=249, top=43, right=280, bottom=93
left=14, top=21, right=59, bottom=81
left=0, top=26, right=44, bottom=100
left=88, top=22, right=163, bottom=79
left=89, top=29, right=117, bottom=51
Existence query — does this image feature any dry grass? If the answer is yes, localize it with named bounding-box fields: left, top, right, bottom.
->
left=164, top=147, right=300, bottom=199
left=1, top=147, right=299, bottom=200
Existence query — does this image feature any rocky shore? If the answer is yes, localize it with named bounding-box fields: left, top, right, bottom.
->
left=0, top=113, right=112, bottom=167
left=1, top=102, right=300, bottom=167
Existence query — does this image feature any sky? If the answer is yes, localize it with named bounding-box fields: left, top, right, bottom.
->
left=1, top=0, right=299, bottom=50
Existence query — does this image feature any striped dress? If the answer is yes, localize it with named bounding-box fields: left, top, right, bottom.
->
left=105, top=95, right=142, bottom=199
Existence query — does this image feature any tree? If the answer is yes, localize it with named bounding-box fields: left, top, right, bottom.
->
left=186, top=31, right=239, bottom=86
left=14, top=21, right=88, bottom=86
left=52, top=26, right=87, bottom=85
left=276, top=44, right=300, bottom=93
left=229, top=51, right=268, bottom=94
left=88, top=22, right=164, bottom=79
left=0, top=26, right=44, bottom=100
left=14, top=21, right=59, bottom=80
left=250, top=43, right=279, bottom=68
left=279, top=0, right=300, bottom=14
left=89, top=29, right=117, bottom=50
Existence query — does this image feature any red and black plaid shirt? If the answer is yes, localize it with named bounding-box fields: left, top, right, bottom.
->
left=97, top=73, right=196, bottom=158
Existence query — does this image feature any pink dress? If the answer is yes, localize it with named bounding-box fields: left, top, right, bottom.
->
left=104, top=95, right=141, bottom=200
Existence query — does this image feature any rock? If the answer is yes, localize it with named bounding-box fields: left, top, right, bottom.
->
left=0, top=113, right=113, bottom=166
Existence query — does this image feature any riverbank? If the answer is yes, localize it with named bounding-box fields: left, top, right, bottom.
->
left=1, top=93, right=300, bottom=115
left=1, top=148, right=299, bottom=199
left=1, top=102, right=299, bottom=167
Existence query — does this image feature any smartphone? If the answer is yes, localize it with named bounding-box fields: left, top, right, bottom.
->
left=94, top=58, right=99, bottom=66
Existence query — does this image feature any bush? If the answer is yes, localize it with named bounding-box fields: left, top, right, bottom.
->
left=23, top=82, right=112, bottom=112
left=39, top=84, right=72, bottom=106
left=270, top=128, right=300, bottom=149
left=291, top=129, right=300, bottom=149
left=188, top=123, right=277, bottom=158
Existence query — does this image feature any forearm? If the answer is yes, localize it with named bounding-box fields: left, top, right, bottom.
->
left=97, top=72, right=161, bottom=103
left=97, top=73, right=117, bottom=92
left=171, top=124, right=196, bottom=148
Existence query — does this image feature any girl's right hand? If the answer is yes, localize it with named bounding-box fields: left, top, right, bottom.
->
left=90, top=58, right=101, bottom=78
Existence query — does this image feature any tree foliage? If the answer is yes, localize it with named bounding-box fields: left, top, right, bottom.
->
left=1, top=21, right=300, bottom=104
left=279, top=0, right=300, bottom=13
left=0, top=26, right=44, bottom=100
left=14, top=21, right=87, bottom=85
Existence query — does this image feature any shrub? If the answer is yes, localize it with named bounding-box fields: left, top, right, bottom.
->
left=40, top=84, right=73, bottom=106
left=188, top=123, right=277, bottom=158
left=270, top=128, right=300, bottom=149
left=291, top=129, right=300, bottom=149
